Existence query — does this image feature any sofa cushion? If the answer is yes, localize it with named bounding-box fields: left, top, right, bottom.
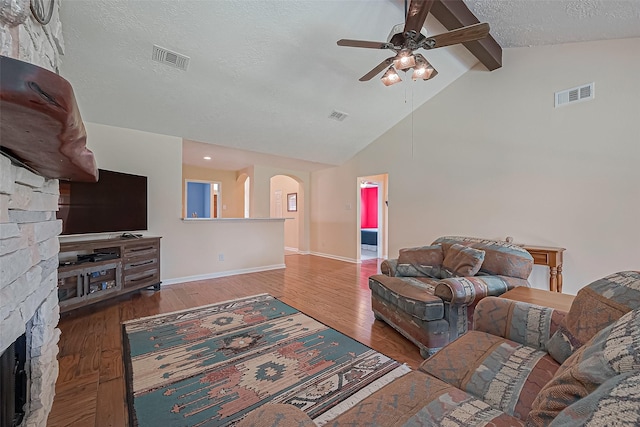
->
left=528, top=308, right=640, bottom=426
left=327, top=370, right=524, bottom=427
left=433, top=236, right=533, bottom=280
left=420, top=330, right=560, bottom=420
left=441, top=243, right=485, bottom=278
left=547, top=270, right=640, bottom=364
left=369, top=275, right=443, bottom=321
left=396, top=244, right=443, bottom=277
left=548, top=370, right=640, bottom=426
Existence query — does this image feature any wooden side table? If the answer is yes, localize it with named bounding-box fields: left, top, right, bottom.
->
left=521, top=245, right=566, bottom=293
left=501, top=287, right=574, bottom=312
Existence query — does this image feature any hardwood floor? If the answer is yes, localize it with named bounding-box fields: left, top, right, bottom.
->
left=48, top=254, right=422, bottom=427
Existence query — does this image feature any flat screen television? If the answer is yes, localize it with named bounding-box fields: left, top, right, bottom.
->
left=57, top=169, right=148, bottom=235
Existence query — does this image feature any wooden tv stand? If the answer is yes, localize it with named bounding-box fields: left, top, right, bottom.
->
left=57, top=236, right=161, bottom=313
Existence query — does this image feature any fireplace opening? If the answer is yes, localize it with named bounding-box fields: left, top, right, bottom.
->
left=0, top=334, right=27, bottom=427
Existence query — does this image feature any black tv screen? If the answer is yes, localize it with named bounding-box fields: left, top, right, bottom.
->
left=57, top=169, right=148, bottom=235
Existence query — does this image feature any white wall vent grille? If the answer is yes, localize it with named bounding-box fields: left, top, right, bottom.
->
left=555, top=83, right=594, bottom=107
left=152, top=45, right=190, bottom=71
left=328, top=110, right=349, bottom=121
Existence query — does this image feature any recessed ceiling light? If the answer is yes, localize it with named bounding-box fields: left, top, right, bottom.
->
left=203, top=156, right=211, bottom=160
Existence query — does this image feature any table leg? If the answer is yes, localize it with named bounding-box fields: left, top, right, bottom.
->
left=557, top=265, right=563, bottom=293
left=550, top=267, right=558, bottom=292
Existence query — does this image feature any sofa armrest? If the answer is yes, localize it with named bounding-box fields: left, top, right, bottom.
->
left=380, top=259, right=398, bottom=276
left=381, top=259, right=439, bottom=278
left=434, top=275, right=529, bottom=305
left=473, top=297, right=567, bottom=351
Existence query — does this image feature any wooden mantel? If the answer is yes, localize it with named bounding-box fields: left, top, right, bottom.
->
left=0, top=55, right=98, bottom=182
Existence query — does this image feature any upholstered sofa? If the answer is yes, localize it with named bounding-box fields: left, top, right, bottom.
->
left=238, top=271, right=640, bottom=426
left=370, top=236, right=534, bottom=357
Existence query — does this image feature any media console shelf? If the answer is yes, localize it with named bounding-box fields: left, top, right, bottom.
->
left=58, top=236, right=161, bottom=313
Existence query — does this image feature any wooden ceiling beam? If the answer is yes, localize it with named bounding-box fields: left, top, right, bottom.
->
left=430, top=0, right=502, bottom=70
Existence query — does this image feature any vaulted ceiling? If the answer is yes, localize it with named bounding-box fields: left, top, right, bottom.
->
left=59, top=0, right=640, bottom=171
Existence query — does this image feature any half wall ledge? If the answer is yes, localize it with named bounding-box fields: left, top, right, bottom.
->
left=0, top=55, right=98, bottom=182
left=181, top=218, right=287, bottom=222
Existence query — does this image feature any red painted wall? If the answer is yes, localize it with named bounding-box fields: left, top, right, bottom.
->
left=360, top=187, right=378, bottom=228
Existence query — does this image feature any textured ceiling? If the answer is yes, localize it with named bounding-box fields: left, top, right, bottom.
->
left=58, top=0, right=640, bottom=171
left=466, top=0, right=640, bottom=48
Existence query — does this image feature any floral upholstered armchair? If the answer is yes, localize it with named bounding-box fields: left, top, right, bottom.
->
left=369, top=236, right=534, bottom=357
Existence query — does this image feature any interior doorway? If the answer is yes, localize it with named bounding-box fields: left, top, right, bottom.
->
left=185, top=180, right=221, bottom=218
left=357, top=174, right=388, bottom=261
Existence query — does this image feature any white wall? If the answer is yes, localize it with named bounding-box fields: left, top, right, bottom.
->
left=270, top=175, right=300, bottom=250
left=80, top=123, right=285, bottom=282
left=310, top=38, right=640, bottom=294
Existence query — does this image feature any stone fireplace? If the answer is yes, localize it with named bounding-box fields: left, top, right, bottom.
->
left=0, top=156, right=62, bottom=426
left=1, top=1, right=74, bottom=425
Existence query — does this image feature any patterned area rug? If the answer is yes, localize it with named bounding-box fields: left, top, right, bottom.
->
left=122, top=294, right=410, bottom=426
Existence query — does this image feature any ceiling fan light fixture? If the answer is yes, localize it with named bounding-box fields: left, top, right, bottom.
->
left=337, top=0, right=492, bottom=85
left=381, top=66, right=402, bottom=86
left=412, top=65, right=434, bottom=80
left=393, top=50, right=416, bottom=70
left=411, top=54, right=436, bottom=81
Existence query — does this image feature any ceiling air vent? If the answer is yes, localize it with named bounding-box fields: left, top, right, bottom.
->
left=555, top=82, right=594, bottom=108
left=328, top=110, right=348, bottom=122
left=152, top=45, right=190, bottom=71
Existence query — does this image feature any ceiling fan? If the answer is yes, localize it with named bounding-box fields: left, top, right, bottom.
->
left=337, top=0, right=490, bottom=85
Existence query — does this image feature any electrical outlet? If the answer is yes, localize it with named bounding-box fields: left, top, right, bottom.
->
left=218, top=253, right=224, bottom=261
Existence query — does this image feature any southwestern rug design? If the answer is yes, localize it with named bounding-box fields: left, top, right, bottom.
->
left=122, top=294, right=410, bottom=426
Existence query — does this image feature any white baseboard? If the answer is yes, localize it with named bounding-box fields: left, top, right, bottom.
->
left=284, top=246, right=299, bottom=253
left=161, top=264, right=286, bottom=287
left=283, top=249, right=312, bottom=255
left=308, top=251, right=358, bottom=264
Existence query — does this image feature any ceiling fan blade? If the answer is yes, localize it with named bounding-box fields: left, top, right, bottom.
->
left=403, top=0, right=435, bottom=36
left=337, top=39, right=391, bottom=49
left=422, top=22, right=490, bottom=49
left=359, top=57, right=396, bottom=81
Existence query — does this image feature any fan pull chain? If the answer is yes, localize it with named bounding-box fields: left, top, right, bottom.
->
left=411, top=88, right=414, bottom=159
